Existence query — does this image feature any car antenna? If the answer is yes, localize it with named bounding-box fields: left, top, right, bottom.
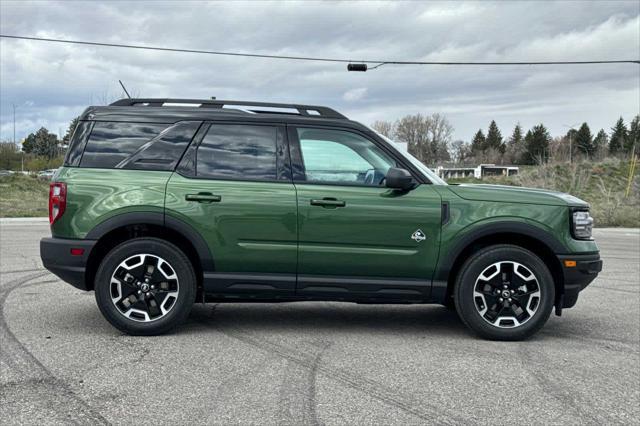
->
left=118, top=80, right=131, bottom=99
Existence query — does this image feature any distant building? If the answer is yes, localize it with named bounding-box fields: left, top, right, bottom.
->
left=435, top=164, right=519, bottom=180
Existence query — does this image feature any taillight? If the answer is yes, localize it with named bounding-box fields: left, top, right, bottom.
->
left=49, top=182, right=67, bottom=225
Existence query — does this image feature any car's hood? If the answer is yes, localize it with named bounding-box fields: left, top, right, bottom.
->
left=448, top=184, right=589, bottom=207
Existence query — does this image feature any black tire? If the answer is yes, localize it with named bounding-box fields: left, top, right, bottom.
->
left=95, top=238, right=197, bottom=335
left=454, top=244, right=554, bottom=341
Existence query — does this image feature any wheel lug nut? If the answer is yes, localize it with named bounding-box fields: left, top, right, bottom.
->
left=499, top=298, right=503, bottom=302
left=151, top=285, right=155, bottom=289
left=145, top=278, right=149, bottom=283
left=508, top=298, right=512, bottom=302
left=503, top=285, right=508, bottom=289
left=137, top=290, right=142, bottom=294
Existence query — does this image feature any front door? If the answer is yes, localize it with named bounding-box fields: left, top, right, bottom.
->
left=165, top=122, right=298, bottom=296
left=290, top=126, right=442, bottom=300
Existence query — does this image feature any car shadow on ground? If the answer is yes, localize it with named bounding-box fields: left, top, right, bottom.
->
left=184, top=302, right=473, bottom=338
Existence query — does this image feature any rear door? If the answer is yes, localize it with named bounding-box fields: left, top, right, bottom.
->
left=290, top=126, right=442, bottom=300
left=165, top=122, right=298, bottom=296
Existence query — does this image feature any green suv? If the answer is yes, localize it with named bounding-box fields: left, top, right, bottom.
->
left=40, top=98, right=602, bottom=340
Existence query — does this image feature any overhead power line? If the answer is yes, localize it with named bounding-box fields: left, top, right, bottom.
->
left=1, top=34, right=639, bottom=68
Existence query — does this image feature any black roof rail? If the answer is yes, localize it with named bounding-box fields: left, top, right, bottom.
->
left=109, top=98, right=347, bottom=119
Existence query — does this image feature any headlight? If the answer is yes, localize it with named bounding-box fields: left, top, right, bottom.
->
left=572, top=210, right=594, bottom=239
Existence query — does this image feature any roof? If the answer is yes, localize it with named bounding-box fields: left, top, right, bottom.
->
left=108, top=98, right=347, bottom=119
left=79, top=98, right=363, bottom=131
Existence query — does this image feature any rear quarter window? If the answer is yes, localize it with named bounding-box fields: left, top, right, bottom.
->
left=78, top=121, right=200, bottom=170
left=63, top=121, right=93, bottom=167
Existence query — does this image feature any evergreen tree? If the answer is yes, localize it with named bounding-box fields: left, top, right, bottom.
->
left=508, top=124, right=523, bottom=147
left=522, top=124, right=551, bottom=164
left=505, top=124, right=524, bottom=164
left=609, top=117, right=627, bottom=154
left=626, top=115, right=640, bottom=154
left=485, top=120, right=505, bottom=153
left=470, top=129, right=486, bottom=156
left=21, top=127, right=59, bottom=159
left=593, top=129, right=608, bottom=159
left=564, top=129, right=578, bottom=158
left=62, top=117, right=79, bottom=145
left=575, top=122, right=594, bottom=158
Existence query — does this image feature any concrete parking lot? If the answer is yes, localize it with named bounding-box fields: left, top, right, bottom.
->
left=1, top=219, right=638, bottom=425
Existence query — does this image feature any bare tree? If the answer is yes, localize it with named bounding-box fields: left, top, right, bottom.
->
left=394, top=113, right=453, bottom=165
left=371, top=120, right=394, bottom=138
left=451, top=140, right=471, bottom=164
left=430, top=113, right=453, bottom=163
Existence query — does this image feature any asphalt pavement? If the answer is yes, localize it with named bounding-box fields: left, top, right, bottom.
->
left=1, top=219, right=638, bottom=425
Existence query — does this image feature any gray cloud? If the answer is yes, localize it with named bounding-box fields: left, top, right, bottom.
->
left=1, top=0, right=638, bottom=143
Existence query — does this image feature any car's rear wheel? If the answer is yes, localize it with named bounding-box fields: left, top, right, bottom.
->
left=95, top=238, right=196, bottom=335
left=454, top=244, right=555, bottom=341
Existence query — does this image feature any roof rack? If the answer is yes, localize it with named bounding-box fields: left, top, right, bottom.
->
left=109, top=98, right=347, bottom=119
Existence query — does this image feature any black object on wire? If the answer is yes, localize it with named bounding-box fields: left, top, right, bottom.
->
left=2, top=34, right=639, bottom=72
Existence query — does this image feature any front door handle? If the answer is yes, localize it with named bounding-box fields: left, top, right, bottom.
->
left=310, top=198, right=346, bottom=208
left=185, top=193, right=222, bottom=203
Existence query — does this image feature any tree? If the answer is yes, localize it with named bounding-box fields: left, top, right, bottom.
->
left=0, top=141, right=22, bottom=170
left=22, top=127, right=60, bottom=159
left=575, top=122, right=594, bottom=158
left=485, top=120, right=505, bottom=154
left=627, top=115, right=640, bottom=154
left=62, top=117, right=79, bottom=145
left=522, top=124, right=551, bottom=164
left=564, top=128, right=578, bottom=161
left=395, top=114, right=431, bottom=162
left=609, top=117, right=627, bottom=155
left=593, top=129, right=608, bottom=160
left=505, top=124, right=524, bottom=164
left=470, top=129, right=486, bottom=157
left=427, top=113, right=453, bottom=163
left=451, top=140, right=471, bottom=164
left=393, top=113, right=453, bottom=164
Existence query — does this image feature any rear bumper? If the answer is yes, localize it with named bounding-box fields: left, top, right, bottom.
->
left=40, top=237, right=96, bottom=290
left=557, top=253, right=602, bottom=308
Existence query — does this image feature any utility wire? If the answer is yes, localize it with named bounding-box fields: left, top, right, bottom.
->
left=1, top=34, right=639, bottom=66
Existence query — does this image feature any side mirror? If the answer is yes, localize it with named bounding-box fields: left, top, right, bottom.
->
left=385, top=168, right=415, bottom=191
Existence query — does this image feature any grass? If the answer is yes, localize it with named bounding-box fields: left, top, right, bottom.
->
left=1, top=160, right=638, bottom=227
left=0, top=174, right=49, bottom=217
left=447, top=159, right=639, bottom=227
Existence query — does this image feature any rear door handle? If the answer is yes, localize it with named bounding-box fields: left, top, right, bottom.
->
left=310, top=198, right=346, bottom=208
left=185, top=193, right=222, bottom=203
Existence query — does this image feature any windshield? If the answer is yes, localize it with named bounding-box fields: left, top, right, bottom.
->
left=367, top=127, right=447, bottom=185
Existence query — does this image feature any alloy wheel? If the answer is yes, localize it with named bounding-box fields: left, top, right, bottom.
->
left=109, top=254, right=180, bottom=322
left=473, top=261, right=541, bottom=328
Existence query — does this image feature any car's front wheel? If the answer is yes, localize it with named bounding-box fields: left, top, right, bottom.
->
left=95, top=238, right=196, bottom=335
left=454, top=244, right=555, bottom=341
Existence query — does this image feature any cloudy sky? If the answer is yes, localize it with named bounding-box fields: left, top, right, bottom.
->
left=1, top=0, right=638, bottom=144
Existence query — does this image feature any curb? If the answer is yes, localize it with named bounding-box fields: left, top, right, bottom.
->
left=0, top=217, right=49, bottom=223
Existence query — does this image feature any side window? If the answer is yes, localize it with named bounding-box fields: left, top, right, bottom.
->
left=196, top=124, right=282, bottom=181
left=80, top=122, right=167, bottom=168
left=63, top=121, right=93, bottom=167
left=116, top=121, right=201, bottom=171
left=296, top=128, right=397, bottom=186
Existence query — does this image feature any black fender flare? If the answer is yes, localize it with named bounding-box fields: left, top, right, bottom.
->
left=432, top=221, right=566, bottom=301
left=85, top=212, right=214, bottom=272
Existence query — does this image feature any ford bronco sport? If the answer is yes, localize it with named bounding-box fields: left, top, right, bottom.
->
left=40, top=98, right=602, bottom=340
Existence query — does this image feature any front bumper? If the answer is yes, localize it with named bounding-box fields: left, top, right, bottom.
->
left=40, top=237, right=96, bottom=290
left=557, top=253, right=602, bottom=308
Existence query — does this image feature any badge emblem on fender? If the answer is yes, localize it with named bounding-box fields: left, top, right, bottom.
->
left=411, top=229, right=426, bottom=242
